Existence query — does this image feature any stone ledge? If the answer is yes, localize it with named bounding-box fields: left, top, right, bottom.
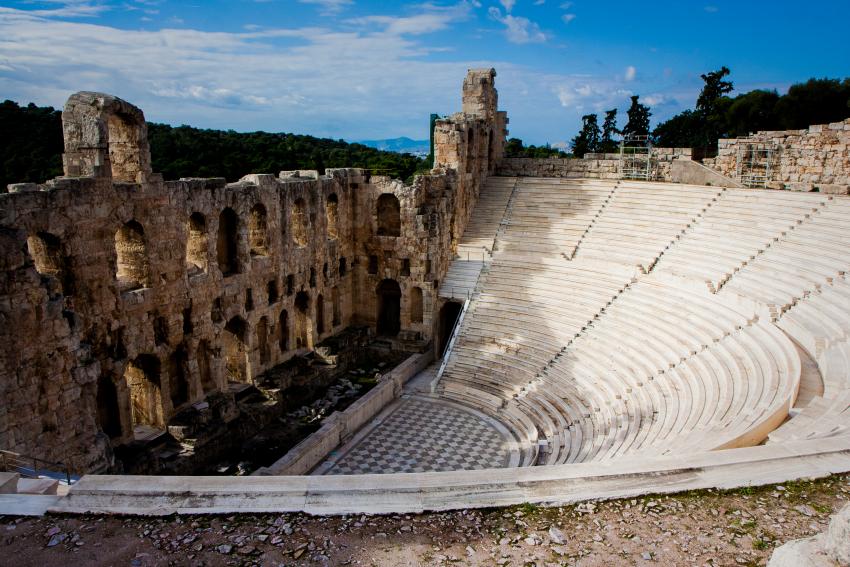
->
left=51, top=436, right=850, bottom=516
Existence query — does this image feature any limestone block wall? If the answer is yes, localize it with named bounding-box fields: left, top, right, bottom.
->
left=704, top=118, right=850, bottom=193
left=497, top=148, right=691, bottom=180
left=0, top=68, right=505, bottom=472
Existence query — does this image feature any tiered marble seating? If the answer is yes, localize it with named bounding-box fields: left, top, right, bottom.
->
left=456, top=176, right=517, bottom=258
left=654, top=189, right=828, bottom=290
left=572, top=181, right=721, bottom=270
left=719, top=197, right=850, bottom=311
left=496, top=178, right=616, bottom=260
left=434, top=176, right=848, bottom=469
left=441, top=177, right=517, bottom=299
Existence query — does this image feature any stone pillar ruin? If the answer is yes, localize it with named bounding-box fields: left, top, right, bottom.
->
left=62, top=92, right=153, bottom=183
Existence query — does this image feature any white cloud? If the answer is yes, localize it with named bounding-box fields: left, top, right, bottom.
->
left=488, top=7, right=546, bottom=44
left=500, top=0, right=516, bottom=12
left=298, top=0, right=353, bottom=15
left=624, top=65, right=636, bottom=81
left=561, top=13, right=575, bottom=23
left=350, top=3, right=473, bottom=36
left=6, top=1, right=110, bottom=18
left=704, top=5, right=718, bottom=12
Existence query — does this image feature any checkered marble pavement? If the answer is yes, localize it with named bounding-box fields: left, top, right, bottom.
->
left=322, top=396, right=513, bottom=475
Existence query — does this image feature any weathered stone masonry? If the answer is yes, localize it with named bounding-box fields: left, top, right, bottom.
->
left=0, top=69, right=505, bottom=472
left=704, top=118, right=850, bottom=193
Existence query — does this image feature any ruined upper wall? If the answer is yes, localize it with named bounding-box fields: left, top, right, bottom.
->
left=704, top=118, right=850, bottom=193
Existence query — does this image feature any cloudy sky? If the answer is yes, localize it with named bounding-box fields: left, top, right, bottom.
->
left=1, top=0, right=848, bottom=145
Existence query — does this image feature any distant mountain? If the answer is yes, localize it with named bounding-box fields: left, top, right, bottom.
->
left=357, top=137, right=430, bottom=156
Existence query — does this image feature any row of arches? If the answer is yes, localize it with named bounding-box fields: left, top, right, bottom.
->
left=27, top=190, right=396, bottom=298
left=109, top=195, right=340, bottom=291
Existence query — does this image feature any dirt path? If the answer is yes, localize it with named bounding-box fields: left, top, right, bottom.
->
left=2, top=474, right=848, bottom=566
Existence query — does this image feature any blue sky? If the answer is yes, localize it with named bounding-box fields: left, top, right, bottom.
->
left=1, top=0, right=848, bottom=145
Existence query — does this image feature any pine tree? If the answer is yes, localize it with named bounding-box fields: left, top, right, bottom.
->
left=622, top=95, right=652, bottom=139
left=571, top=114, right=601, bottom=158
left=600, top=108, right=620, bottom=153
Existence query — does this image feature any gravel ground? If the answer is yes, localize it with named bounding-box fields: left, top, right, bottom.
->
left=1, top=474, right=848, bottom=566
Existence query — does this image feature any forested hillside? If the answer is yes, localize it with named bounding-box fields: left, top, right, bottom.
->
left=0, top=100, right=424, bottom=189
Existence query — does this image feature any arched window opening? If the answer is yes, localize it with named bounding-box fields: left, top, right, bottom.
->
left=217, top=208, right=240, bottom=276
left=332, top=286, right=341, bottom=326
left=294, top=291, right=311, bottom=349
left=27, top=231, right=74, bottom=295
left=326, top=193, right=339, bottom=240
left=316, top=294, right=325, bottom=336
left=267, top=280, right=279, bottom=304
left=168, top=346, right=190, bottom=409
left=291, top=198, right=309, bottom=247
left=186, top=212, right=208, bottom=276
left=223, top=316, right=250, bottom=383
left=198, top=340, right=215, bottom=394
left=278, top=310, right=289, bottom=352
left=376, top=279, right=402, bottom=336
left=249, top=203, right=269, bottom=257
left=153, top=315, right=169, bottom=346
left=115, top=220, right=150, bottom=291
left=96, top=374, right=123, bottom=439
left=309, top=267, right=316, bottom=288
left=125, top=354, right=163, bottom=429
left=410, top=286, right=423, bottom=324
left=257, top=316, right=270, bottom=365
left=376, top=194, right=401, bottom=237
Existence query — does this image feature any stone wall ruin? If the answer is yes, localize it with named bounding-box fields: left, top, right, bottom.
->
left=703, top=118, right=850, bottom=193
left=0, top=69, right=505, bottom=473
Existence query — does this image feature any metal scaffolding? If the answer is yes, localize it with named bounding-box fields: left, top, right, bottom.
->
left=736, top=142, right=777, bottom=188
left=619, top=135, right=655, bottom=181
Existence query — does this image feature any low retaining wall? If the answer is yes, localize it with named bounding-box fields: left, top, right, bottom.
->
left=670, top=159, right=743, bottom=188
left=497, top=148, right=692, bottom=181
left=52, top=436, right=850, bottom=516
left=254, top=351, right=434, bottom=476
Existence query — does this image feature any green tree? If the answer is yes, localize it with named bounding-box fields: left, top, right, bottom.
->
left=724, top=89, right=779, bottom=137
left=695, top=66, right=734, bottom=147
left=503, top=137, right=569, bottom=158
left=600, top=109, right=620, bottom=153
left=622, top=96, right=651, bottom=139
left=571, top=113, right=601, bottom=157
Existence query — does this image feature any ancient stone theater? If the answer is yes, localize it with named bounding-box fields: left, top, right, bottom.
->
left=1, top=69, right=850, bottom=514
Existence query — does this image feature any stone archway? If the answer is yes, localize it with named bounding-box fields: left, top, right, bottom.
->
left=376, top=279, right=402, bottom=337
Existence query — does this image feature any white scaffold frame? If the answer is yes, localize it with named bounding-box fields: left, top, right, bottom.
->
left=736, top=142, right=778, bottom=188
left=619, top=134, right=655, bottom=181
